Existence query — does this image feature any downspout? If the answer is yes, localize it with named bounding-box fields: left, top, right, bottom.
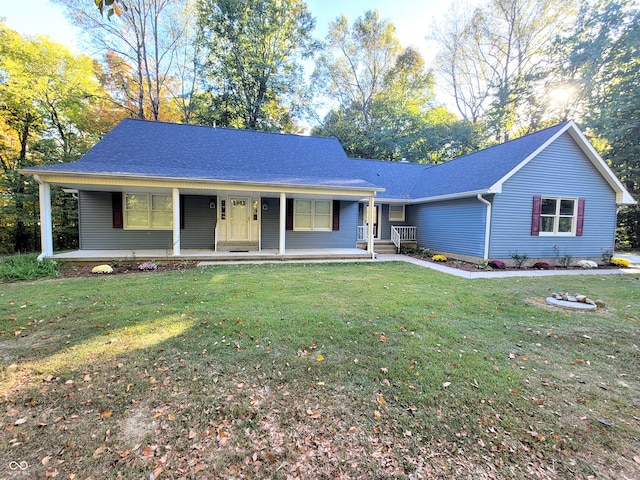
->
left=477, top=194, right=492, bottom=260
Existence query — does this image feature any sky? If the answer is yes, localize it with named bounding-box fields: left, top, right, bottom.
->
left=1, top=0, right=466, bottom=63
left=1, top=0, right=474, bottom=114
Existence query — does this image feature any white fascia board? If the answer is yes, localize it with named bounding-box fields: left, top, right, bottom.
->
left=404, top=189, right=493, bottom=204
left=487, top=121, right=636, bottom=205
left=564, top=125, right=636, bottom=205
left=22, top=171, right=385, bottom=198
left=488, top=122, right=574, bottom=195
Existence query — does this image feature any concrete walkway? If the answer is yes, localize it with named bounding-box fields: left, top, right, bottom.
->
left=376, top=254, right=640, bottom=279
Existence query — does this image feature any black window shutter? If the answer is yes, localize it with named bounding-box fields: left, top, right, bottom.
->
left=286, top=198, right=293, bottom=230
left=332, top=200, right=340, bottom=231
left=180, top=195, right=185, bottom=229
left=576, top=198, right=585, bottom=236
left=531, top=196, right=541, bottom=236
left=112, top=192, right=123, bottom=229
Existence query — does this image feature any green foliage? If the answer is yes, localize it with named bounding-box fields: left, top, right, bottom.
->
left=555, top=0, right=640, bottom=248
left=0, top=253, right=59, bottom=282
left=0, top=23, right=109, bottom=254
left=1, top=264, right=638, bottom=477
left=197, top=0, right=316, bottom=131
left=510, top=252, right=529, bottom=269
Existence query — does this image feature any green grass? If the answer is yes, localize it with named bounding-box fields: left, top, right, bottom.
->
left=0, top=254, right=59, bottom=282
left=1, top=262, right=639, bottom=479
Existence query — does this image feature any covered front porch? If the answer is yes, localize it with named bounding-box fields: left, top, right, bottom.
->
left=49, top=247, right=374, bottom=265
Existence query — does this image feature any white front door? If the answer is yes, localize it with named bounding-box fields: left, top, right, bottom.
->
left=229, top=196, right=250, bottom=241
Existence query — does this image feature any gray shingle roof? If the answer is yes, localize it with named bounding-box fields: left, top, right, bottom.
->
left=24, top=118, right=575, bottom=200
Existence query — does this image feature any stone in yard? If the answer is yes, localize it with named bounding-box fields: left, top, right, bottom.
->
left=577, top=260, right=598, bottom=269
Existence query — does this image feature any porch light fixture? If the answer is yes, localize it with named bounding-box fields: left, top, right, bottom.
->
left=209, top=200, right=216, bottom=209
left=262, top=202, right=268, bottom=211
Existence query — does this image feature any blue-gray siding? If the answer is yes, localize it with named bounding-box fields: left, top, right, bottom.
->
left=407, top=199, right=487, bottom=257
left=78, top=191, right=216, bottom=250
left=489, top=132, right=617, bottom=258
left=261, top=199, right=358, bottom=249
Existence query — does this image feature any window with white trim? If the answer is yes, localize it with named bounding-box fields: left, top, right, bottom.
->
left=294, top=199, right=332, bottom=231
left=539, top=197, right=576, bottom=235
left=389, top=205, right=405, bottom=222
left=124, top=193, right=173, bottom=229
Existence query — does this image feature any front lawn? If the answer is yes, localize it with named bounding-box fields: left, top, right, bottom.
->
left=1, top=262, right=638, bottom=479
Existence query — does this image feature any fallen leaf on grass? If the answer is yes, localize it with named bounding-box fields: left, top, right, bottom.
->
left=442, top=382, right=451, bottom=388
left=348, top=426, right=357, bottom=434
left=14, top=417, right=27, bottom=426
left=379, top=335, right=387, bottom=342
left=316, top=354, right=324, bottom=361
left=307, top=410, right=321, bottom=419
left=93, top=445, right=106, bottom=458
left=101, top=410, right=113, bottom=419
left=377, top=395, right=386, bottom=404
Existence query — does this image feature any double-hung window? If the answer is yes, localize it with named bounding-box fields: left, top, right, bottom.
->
left=124, top=193, right=173, bottom=229
left=293, top=200, right=332, bottom=231
left=532, top=196, right=584, bottom=236
left=389, top=205, right=405, bottom=222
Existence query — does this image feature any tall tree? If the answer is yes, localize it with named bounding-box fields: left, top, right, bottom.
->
left=56, top=0, right=190, bottom=121
left=557, top=0, right=640, bottom=249
left=432, top=0, right=575, bottom=141
left=311, top=11, right=477, bottom=162
left=197, top=0, right=317, bottom=131
left=0, top=24, right=114, bottom=252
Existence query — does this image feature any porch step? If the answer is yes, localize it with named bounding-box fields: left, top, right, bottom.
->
left=216, top=241, right=259, bottom=252
left=375, top=243, right=399, bottom=254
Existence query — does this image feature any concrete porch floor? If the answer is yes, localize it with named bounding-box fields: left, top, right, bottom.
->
left=49, top=248, right=375, bottom=264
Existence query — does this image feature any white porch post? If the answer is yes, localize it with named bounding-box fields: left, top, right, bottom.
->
left=367, top=196, right=375, bottom=259
left=172, top=188, right=181, bottom=256
left=279, top=192, right=286, bottom=255
left=35, top=176, right=53, bottom=260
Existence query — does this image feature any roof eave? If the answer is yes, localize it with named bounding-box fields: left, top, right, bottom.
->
left=20, top=169, right=384, bottom=196
left=405, top=189, right=494, bottom=204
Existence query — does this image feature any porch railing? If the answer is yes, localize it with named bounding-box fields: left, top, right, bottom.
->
left=357, top=225, right=368, bottom=242
left=391, top=225, right=416, bottom=253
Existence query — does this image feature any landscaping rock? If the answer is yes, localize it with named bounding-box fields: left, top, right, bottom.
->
left=577, top=260, right=598, bottom=269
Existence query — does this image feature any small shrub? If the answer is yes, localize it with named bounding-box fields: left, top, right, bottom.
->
left=0, top=254, right=59, bottom=282
left=532, top=262, right=550, bottom=270
left=432, top=254, right=447, bottom=262
left=488, top=259, right=506, bottom=269
left=610, top=257, right=630, bottom=268
left=510, top=252, right=529, bottom=269
left=138, top=261, right=158, bottom=271
left=476, top=259, right=492, bottom=270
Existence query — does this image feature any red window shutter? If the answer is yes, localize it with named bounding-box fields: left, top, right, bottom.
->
left=531, top=196, right=541, bottom=236
left=576, top=198, right=585, bottom=236
left=112, top=192, right=123, bottom=229
left=286, top=198, right=293, bottom=231
left=332, top=200, right=340, bottom=231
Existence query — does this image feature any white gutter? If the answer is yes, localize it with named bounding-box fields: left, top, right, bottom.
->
left=477, top=194, right=492, bottom=260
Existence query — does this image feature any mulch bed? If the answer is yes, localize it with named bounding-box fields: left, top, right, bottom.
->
left=58, top=261, right=199, bottom=279
left=405, top=254, right=619, bottom=273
